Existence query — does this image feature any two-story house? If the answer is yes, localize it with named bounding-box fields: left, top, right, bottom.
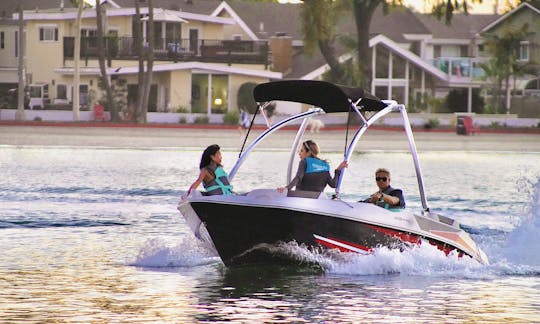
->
left=1, top=0, right=538, bottom=119
left=0, top=0, right=281, bottom=116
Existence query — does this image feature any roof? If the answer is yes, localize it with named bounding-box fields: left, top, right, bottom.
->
left=112, top=0, right=219, bottom=14
left=480, top=1, right=540, bottom=33
left=416, top=12, right=499, bottom=39
left=0, top=0, right=77, bottom=18
left=55, top=61, right=282, bottom=79
left=214, top=1, right=302, bottom=41
left=254, top=80, right=387, bottom=112
left=370, top=6, right=431, bottom=42
left=369, top=34, right=448, bottom=81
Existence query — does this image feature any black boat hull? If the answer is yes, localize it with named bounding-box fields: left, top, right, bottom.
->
left=190, top=200, right=470, bottom=266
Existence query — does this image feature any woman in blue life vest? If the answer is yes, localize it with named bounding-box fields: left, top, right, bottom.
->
left=187, top=144, right=233, bottom=196
left=277, top=140, right=347, bottom=197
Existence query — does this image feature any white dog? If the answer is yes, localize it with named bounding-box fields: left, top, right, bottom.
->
left=308, top=119, right=325, bottom=133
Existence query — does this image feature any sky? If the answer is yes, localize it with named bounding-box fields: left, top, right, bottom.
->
left=278, top=0, right=518, bottom=14
left=88, top=0, right=517, bottom=15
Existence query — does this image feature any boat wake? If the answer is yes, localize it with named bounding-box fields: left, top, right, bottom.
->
left=253, top=240, right=485, bottom=277
left=130, top=237, right=220, bottom=268
left=495, top=177, right=540, bottom=273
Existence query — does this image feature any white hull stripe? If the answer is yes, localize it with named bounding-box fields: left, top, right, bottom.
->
left=313, top=234, right=371, bottom=255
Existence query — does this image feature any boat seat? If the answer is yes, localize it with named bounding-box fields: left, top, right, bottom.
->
left=286, top=190, right=327, bottom=199
left=246, top=189, right=286, bottom=200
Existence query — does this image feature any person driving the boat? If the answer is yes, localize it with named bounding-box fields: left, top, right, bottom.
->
left=363, top=168, right=405, bottom=208
left=277, top=140, right=347, bottom=198
left=186, top=144, right=233, bottom=196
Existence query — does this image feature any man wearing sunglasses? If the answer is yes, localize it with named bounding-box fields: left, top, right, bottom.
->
left=362, top=168, right=405, bottom=209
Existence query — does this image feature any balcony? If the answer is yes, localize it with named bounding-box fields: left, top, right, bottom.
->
left=63, top=37, right=270, bottom=66
left=430, top=57, right=487, bottom=80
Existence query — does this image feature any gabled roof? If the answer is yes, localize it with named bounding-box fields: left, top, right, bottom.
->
left=0, top=0, right=77, bottom=18
left=212, top=1, right=301, bottom=41
left=417, top=12, right=499, bottom=39
left=480, top=1, right=540, bottom=33
left=112, top=0, right=219, bottom=14
left=370, top=7, right=431, bottom=42
left=369, top=34, right=448, bottom=81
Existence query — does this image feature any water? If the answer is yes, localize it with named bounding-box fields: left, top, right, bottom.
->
left=1, top=146, right=539, bottom=322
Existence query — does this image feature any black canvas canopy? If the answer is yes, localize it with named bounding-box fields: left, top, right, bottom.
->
left=253, top=80, right=387, bottom=112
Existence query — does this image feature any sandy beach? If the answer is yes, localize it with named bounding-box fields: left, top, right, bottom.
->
left=1, top=124, right=539, bottom=152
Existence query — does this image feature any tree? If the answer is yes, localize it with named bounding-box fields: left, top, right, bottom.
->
left=301, top=0, right=475, bottom=89
left=96, top=0, right=121, bottom=121
left=481, top=23, right=533, bottom=114
left=134, top=0, right=155, bottom=123
left=237, top=82, right=258, bottom=114
left=301, top=1, right=351, bottom=84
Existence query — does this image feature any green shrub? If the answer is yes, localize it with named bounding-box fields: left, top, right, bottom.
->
left=176, top=106, right=189, bottom=113
left=179, top=116, right=187, bottom=124
left=33, top=116, right=42, bottom=122
left=237, top=82, right=258, bottom=114
left=424, top=118, right=440, bottom=129
left=194, top=115, right=209, bottom=124
left=489, top=121, right=500, bottom=128
left=444, top=88, right=484, bottom=113
left=223, top=110, right=239, bottom=125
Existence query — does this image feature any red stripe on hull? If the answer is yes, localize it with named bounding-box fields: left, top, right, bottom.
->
left=366, top=224, right=463, bottom=256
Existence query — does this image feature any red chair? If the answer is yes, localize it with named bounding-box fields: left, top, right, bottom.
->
left=456, top=116, right=478, bottom=135
left=93, top=104, right=108, bottom=122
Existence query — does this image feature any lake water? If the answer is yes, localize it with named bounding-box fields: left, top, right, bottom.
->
left=1, top=145, right=539, bottom=322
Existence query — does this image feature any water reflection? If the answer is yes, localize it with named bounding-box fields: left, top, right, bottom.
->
left=1, top=147, right=540, bottom=322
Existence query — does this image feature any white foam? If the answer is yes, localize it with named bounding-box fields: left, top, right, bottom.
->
left=499, top=178, right=540, bottom=268
left=131, top=237, right=220, bottom=268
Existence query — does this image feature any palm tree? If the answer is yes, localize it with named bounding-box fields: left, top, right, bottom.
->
left=482, top=23, right=533, bottom=114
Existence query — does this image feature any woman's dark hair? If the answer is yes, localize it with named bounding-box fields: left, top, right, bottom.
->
left=200, top=144, right=221, bottom=169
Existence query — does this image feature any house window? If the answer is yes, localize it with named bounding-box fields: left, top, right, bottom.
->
left=433, top=45, right=441, bottom=58
left=39, top=26, right=58, bottom=42
left=191, top=74, right=229, bottom=114
left=79, top=84, right=89, bottom=107
left=81, top=28, right=97, bottom=48
left=518, top=42, right=529, bottom=62
left=0, top=31, right=4, bottom=49
left=57, top=84, right=67, bottom=100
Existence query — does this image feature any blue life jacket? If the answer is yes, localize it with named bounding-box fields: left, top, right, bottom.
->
left=203, top=165, right=233, bottom=195
left=305, top=157, right=330, bottom=174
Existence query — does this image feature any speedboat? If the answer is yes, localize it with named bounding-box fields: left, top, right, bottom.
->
left=178, top=80, right=489, bottom=266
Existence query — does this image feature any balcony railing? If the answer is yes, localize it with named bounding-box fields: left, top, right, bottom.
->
left=63, top=37, right=270, bottom=66
left=430, top=57, right=487, bottom=80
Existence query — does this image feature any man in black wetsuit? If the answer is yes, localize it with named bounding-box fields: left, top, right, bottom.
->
left=363, top=168, right=405, bottom=208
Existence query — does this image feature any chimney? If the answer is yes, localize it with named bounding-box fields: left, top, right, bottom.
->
left=60, top=0, right=64, bottom=11
left=269, top=33, right=292, bottom=74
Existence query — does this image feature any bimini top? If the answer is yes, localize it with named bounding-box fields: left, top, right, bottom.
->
left=253, top=80, right=387, bottom=113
